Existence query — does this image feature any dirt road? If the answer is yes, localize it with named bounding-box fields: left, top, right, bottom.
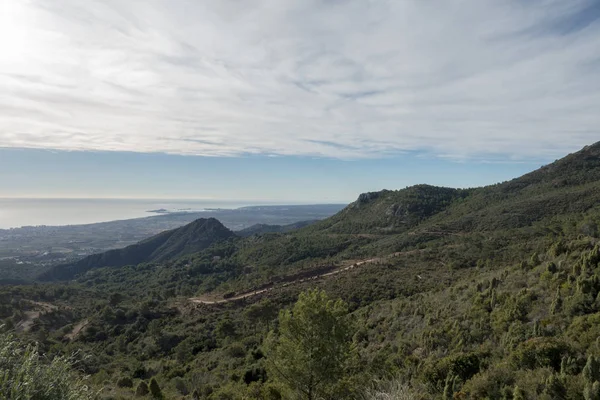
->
left=15, top=301, right=58, bottom=332
left=189, top=252, right=410, bottom=305
left=65, top=319, right=90, bottom=341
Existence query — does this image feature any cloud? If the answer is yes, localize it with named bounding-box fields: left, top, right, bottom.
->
left=0, top=0, right=599, bottom=161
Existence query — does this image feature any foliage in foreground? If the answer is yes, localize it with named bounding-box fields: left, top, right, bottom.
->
left=0, top=332, right=95, bottom=400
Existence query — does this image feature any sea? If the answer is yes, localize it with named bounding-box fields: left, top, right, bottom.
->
left=0, top=198, right=258, bottom=229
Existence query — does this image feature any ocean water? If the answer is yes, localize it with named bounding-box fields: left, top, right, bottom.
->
left=0, top=198, right=254, bottom=229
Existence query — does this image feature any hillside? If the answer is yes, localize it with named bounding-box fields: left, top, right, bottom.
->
left=211, top=143, right=599, bottom=282
left=4, top=143, right=600, bottom=399
left=38, top=218, right=237, bottom=281
left=307, top=184, right=472, bottom=234
left=236, top=220, right=317, bottom=237
left=303, top=142, right=600, bottom=235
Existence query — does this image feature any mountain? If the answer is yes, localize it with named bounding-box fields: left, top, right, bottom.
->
left=236, top=220, right=318, bottom=237
left=33, top=142, right=600, bottom=283
left=225, top=142, right=600, bottom=281
left=307, top=142, right=600, bottom=236
left=7, top=143, right=600, bottom=399
left=307, top=184, right=472, bottom=234
left=421, top=141, right=600, bottom=232
left=38, top=218, right=236, bottom=281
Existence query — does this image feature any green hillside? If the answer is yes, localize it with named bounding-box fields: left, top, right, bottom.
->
left=3, top=143, right=600, bottom=399
left=38, top=218, right=237, bottom=281
left=236, top=220, right=318, bottom=237
left=308, top=184, right=472, bottom=234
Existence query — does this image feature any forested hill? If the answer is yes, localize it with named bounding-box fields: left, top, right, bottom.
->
left=37, top=142, right=600, bottom=282
left=236, top=220, right=317, bottom=237
left=6, top=143, right=600, bottom=399
left=304, top=142, right=600, bottom=235
left=307, top=184, right=472, bottom=234
left=38, top=218, right=236, bottom=281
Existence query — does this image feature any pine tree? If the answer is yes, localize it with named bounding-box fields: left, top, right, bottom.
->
left=583, top=356, right=600, bottom=400
left=149, top=378, right=163, bottom=399
left=265, top=289, right=354, bottom=400
left=443, top=373, right=454, bottom=400
left=543, top=374, right=565, bottom=398
left=551, top=288, right=562, bottom=315
left=135, top=381, right=149, bottom=397
left=584, top=355, right=599, bottom=383
left=584, top=381, right=600, bottom=400
left=532, top=320, right=540, bottom=337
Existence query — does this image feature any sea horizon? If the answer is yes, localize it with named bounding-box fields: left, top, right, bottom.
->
left=0, top=197, right=341, bottom=230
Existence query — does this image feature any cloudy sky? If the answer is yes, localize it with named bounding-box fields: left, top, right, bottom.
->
left=0, top=0, right=599, bottom=200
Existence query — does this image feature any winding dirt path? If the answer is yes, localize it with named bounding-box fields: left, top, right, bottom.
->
left=15, top=301, right=58, bottom=332
left=189, top=251, right=413, bottom=305
left=65, top=319, right=90, bottom=341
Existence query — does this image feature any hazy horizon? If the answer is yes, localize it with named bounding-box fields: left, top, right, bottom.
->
left=0, top=197, right=346, bottom=229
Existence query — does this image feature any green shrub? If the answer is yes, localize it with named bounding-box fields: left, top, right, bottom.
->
left=227, top=342, right=246, bottom=358
left=460, top=363, right=514, bottom=399
left=116, top=376, right=133, bottom=388
left=0, top=333, right=95, bottom=400
left=363, top=378, right=427, bottom=400
left=135, top=381, right=149, bottom=397
left=423, top=352, right=483, bottom=390
left=511, top=337, right=569, bottom=371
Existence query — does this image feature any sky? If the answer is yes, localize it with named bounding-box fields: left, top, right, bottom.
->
left=0, top=0, right=599, bottom=202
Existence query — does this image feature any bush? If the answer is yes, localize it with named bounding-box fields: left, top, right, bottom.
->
left=423, top=352, right=483, bottom=390
left=0, top=333, right=95, bottom=400
left=116, top=376, right=133, bottom=388
left=511, top=337, right=569, bottom=371
left=363, top=378, right=428, bottom=400
left=227, top=342, right=246, bottom=358
left=135, top=381, right=149, bottom=396
left=172, top=377, right=188, bottom=395
left=461, top=364, right=514, bottom=399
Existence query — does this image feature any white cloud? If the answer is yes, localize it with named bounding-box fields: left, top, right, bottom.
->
left=0, top=0, right=599, bottom=160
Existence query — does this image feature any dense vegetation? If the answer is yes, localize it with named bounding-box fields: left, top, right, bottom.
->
left=40, top=218, right=236, bottom=281
left=0, top=332, right=95, bottom=399
left=236, top=220, right=317, bottom=237
left=2, top=143, right=600, bottom=399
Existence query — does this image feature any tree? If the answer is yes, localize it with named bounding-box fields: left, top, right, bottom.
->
left=266, top=289, right=354, bottom=400
left=135, top=381, right=149, bottom=397
left=215, top=317, right=237, bottom=340
left=149, top=377, right=163, bottom=399
left=245, top=299, right=277, bottom=333
left=584, top=356, right=600, bottom=400
left=585, top=382, right=600, bottom=400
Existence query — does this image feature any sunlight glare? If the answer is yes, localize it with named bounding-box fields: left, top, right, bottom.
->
left=0, top=1, right=32, bottom=65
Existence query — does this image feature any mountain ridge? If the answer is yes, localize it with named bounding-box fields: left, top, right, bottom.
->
left=38, top=217, right=236, bottom=281
left=302, top=142, right=600, bottom=236
left=236, top=220, right=318, bottom=237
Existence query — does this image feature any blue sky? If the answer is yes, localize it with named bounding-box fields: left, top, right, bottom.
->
left=0, top=147, right=553, bottom=202
left=0, top=1, right=599, bottom=202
